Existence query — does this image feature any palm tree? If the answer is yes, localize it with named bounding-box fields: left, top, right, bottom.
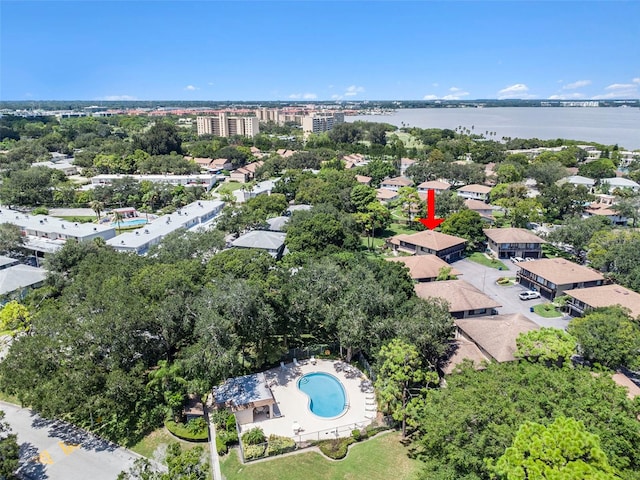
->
left=89, top=200, right=104, bottom=221
left=111, top=210, right=124, bottom=234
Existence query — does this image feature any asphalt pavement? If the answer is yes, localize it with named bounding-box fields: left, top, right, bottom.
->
left=1, top=402, right=139, bottom=480
left=451, top=258, right=571, bottom=329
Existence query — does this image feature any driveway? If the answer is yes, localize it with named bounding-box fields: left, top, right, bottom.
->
left=1, top=402, right=139, bottom=480
left=451, top=258, right=570, bottom=330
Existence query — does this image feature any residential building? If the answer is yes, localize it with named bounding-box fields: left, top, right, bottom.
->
left=197, top=114, right=260, bottom=138
left=91, top=173, right=218, bottom=191
left=265, top=216, right=289, bottom=232
left=399, top=158, right=417, bottom=176
left=32, top=160, right=78, bottom=176
left=106, top=200, right=225, bottom=255
left=231, top=230, right=287, bottom=259
left=564, top=284, right=640, bottom=319
left=229, top=161, right=264, bottom=183
left=380, top=176, right=413, bottom=192
left=232, top=179, right=278, bottom=203
left=414, top=280, right=501, bottom=319
left=559, top=175, right=596, bottom=189
left=302, top=112, right=345, bottom=135
left=355, top=175, right=372, bottom=185
left=417, top=180, right=451, bottom=194
left=385, top=255, right=462, bottom=282
left=484, top=228, right=545, bottom=259
left=254, top=107, right=305, bottom=126
left=0, top=208, right=116, bottom=254
left=465, top=199, right=496, bottom=222
left=376, top=189, right=398, bottom=203
left=600, top=177, right=640, bottom=193
left=457, top=184, right=493, bottom=202
left=343, top=153, right=368, bottom=169
left=443, top=314, right=540, bottom=373
left=583, top=195, right=628, bottom=226
left=387, top=230, right=467, bottom=262
left=618, top=151, right=640, bottom=169
left=516, top=258, right=604, bottom=300
left=0, top=260, right=46, bottom=302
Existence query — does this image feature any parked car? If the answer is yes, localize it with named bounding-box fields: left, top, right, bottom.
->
left=519, top=290, right=541, bottom=300
left=524, top=257, right=536, bottom=262
left=510, top=256, right=525, bottom=263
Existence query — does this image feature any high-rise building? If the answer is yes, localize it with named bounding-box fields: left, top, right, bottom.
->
left=196, top=114, right=260, bottom=138
left=301, top=112, right=345, bottom=135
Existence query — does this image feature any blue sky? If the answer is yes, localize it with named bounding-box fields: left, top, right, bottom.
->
left=1, top=1, right=639, bottom=101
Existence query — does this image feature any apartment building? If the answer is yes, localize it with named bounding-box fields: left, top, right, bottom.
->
left=197, top=113, right=260, bottom=138
left=301, top=112, right=345, bottom=135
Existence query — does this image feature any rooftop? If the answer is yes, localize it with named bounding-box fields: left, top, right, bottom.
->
left=601, top=177, right=640, bottom=188
left=441, top=338, right=488, bottom=375
left=0, top=264, right=46, bottom=296
left=455, top=313, right=540, bottom=362
left=518, top=258, right=604, bottom=285
left=0, top=207, right=115, bottom=239
left=380, top=176, right=413, bottom=187
left=565, top=284, right=640, bottom=318
left=232, top=230, right=286, bottom=251
left=465, top=199, right=494, bottom=211
left=417, top=180, right=451, bottom=190
left=414, top=280, right=501, bottom=313
left=214, top=372, right=274, bottom=411
left=483, top=227, right=545, bottom=244
left=386, top=255, right=462, bottom=281
left=389, top=230, right=467, bottom=252
left=458, top=184, right=492, bottom=194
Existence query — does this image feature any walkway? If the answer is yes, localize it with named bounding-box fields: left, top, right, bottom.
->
left=205, top=396, right=223, bottom=480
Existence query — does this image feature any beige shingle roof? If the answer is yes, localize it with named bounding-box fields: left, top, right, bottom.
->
left=459, top=184, right=492, bottom=194
left=518, top=258, right=604, bottom=286
left=381, top=176, right=413, bottom=187
left=611, top=373, right=640, bottom=399
left=414, top=280, right=501, bottom=313
left=565, top=284, right=640, bottom=318
left=465, top=199, right=493, bottom=211
left=442, top=339, right=489, bottom=375
left=389, top=230, right=467, bottom=252
left=417, top=180, right=451, bottom=190
left=455, top=313, right=540, bottom=362
left=386, top=255, right=462, bottom=281
left=356, top=175, right=372, bottom=185
left=484, top=228, right=545, bottom=244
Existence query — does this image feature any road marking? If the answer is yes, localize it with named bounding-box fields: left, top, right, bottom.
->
left=58, top=441, right=80, bottom=455
left=38, top=450, right=54, bottom=464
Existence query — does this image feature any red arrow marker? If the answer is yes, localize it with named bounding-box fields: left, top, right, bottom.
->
left=418, top=189, right=445, bottom=230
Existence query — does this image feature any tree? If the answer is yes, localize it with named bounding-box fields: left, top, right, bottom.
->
left=0, top=223, right=23, bottom=255
left=0, top=301, right=32, bottom=335
left=112, top=209, right=124, bottom=234
left=0, top=410, right=19, bottom=480
left=489, top=416, right=620, bottom=480
left=90, top=200, right=105, bottom=221
left=498, top=198, right=545, bottom=228
left=440, top=209, right=485, bottom=251
left=146, top=360, right=187, bottom=421
left=118, top=444, right=209, bottom=480
left=568, top=307, right=640, bottom=370
left=285, top=208, right=360, bottom=255
left=515, top=328, right=577, bottom=366
left=134, top=121, right=182, bottom=156
left=350, top=184, right=377, bottom=213
left=374, top=338, right=437, bottom=438
left=547, top=215, right=612, bottom=253
left=579, top=158, right=617, bottom=180
left=396, top=186, right=421, bottom=227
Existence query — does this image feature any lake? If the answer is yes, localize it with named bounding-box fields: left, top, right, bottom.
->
left=346, top=107, right=640, bottom=150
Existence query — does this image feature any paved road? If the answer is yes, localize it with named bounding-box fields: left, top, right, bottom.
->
left=1, top=402, right=138, bottom=480
left=451, top=258, right=570, bottom=329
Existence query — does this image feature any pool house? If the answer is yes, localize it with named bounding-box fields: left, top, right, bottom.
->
left=213, top=372, right=277, bottom=425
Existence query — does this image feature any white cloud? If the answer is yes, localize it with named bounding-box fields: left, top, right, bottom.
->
left=100, top=95, right=137, bottom=101
left=440, top=87, right=469, bottom=100
left=633, top=77, right=640, bottom=84
left=331, top=94, right=342, bottom=100
left=606, top=83, right=636, bottom=91
left=548, top=92, right=585, bottom=100
left=289, top=92, right=316, bottom=99
left=590, top=78, right=639, bottom=99
left=184, top=85, right=198, bottom=91
left=208, top=82, right=214, bottom=86
left=449, top=87, right=463, bottom=92
left=423, top=94, right=438, bottom=100
left=344, top=85, right=365, bottom=97
left=563, top=80, right=591, bottom=90
left=497, top=83, right=529, bottom=99
left=432, top=83, right=439, bottom=87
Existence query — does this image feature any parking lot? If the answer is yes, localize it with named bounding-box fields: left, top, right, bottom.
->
left=451, top=258, right=571, bottom=330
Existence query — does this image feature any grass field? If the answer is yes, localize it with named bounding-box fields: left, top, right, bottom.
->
left=130, top=427, right=207, bottom=460
left=467, top=252, right=509, bottom=270
left=217, top=181, right=244, bottom=192
left=220, top=431, right=420, bottom=480
left=533, top=303, right=563, bottom=318
left=57, top=216, right=96, bottom=223
left=361, top=221, right=422, bottom=252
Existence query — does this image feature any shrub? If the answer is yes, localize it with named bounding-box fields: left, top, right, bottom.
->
left=242, top=427, right=266, bottom=446
left=186, top=417, right=207, bottom=435
left=225, top=413, right=236, bottom=431
left=211, top=409, right=229, bottom=429
left=317, top=438, right=355, bottom=460
left=216, top=435, right=228, bottom=456
left=31, top=206, right=49, bottom=215
left=217, top=429, right=238, bottom=445
left=243, top=444, right=266, bottom=461
left=165, top=419, right=209, bottom=442
left=266, top=435, right=296, bottom=456
left=352, top=429, right=362, bottom=441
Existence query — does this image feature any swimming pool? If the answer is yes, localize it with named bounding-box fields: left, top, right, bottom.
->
left=298, top=372, right=347, bottom=418
left=112, top=218, right=148, bottom=227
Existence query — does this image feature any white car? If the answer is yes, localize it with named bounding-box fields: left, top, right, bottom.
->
left=510, top=256, right=525, bottom=263
left=519, top=291, right=541, bottom=300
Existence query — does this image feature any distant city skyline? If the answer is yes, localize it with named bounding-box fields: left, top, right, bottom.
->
left=1, top=1, right=638, bottom=101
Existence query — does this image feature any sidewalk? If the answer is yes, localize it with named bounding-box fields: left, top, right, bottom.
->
left=205, top=395, right=223, bottom=480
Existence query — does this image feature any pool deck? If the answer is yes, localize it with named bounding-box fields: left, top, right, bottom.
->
left=239, top=359, right=376, bottom=442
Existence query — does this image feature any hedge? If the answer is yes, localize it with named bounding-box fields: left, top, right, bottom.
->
left=266, top=435, right=296, bottom=456
left=165, top=419, right=209, bottom=442
left=243, top=444, right=267, bottom=461
left=317, top=437, right=355, bottom=460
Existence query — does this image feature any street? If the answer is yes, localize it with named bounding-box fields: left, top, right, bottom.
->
left=1, top=402, right=139, bottom=480
left=451, top=258, right=571, bottom=329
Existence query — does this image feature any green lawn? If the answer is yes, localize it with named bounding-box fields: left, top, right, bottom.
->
left=217, top=181, right=244, bottom=193
left=361, top=222, right=423, bottom=253
left=57, top=216, right=96, bottom=223
left=533, top=303, right=563, bottom=318
left=220, top=431, right=420, bottom=480
left=495, top=276, right=517, bottom=286
left=467, top=252, right=508, bottom=270
left=130, top=427, right=207, bottom=460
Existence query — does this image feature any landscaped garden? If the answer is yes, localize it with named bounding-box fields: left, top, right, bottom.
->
left=220, top=431, right=420, bottom=480
left=533, top=303, right=563, bottom=318
left=467, top=252, right=508, bottom=270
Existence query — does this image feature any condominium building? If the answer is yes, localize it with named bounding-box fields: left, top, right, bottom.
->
left=254, top=108, right=305, bottom=126
left=196, top=113, right=260, bottom=138
left=301, top=112, right=345, bottom=135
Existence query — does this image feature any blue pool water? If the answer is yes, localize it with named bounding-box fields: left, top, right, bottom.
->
left=112, top=218, right=148, bottom=227
left=298, top=372, right=347, bottom=418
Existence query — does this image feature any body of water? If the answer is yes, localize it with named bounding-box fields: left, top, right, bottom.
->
left=347, top=107, right=640, bottom=150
